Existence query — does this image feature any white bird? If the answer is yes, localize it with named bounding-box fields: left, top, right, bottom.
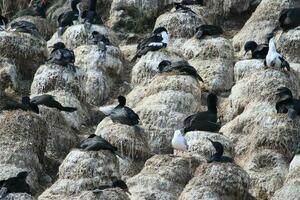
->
left=265, top=37, right=290, bottom=71
left=172, top=130, right=188, bottom=156
left=99, top=105, right=117, bottom=116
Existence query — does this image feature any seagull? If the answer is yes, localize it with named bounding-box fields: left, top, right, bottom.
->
left=265, top=37, right=290, bottom=71
left=171, top=130, right=188, bottom=156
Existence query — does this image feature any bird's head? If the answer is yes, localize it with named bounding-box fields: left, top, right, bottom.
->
left=49, top=42, right=65, bottom=50
left=112, top=180, right=131, bottom=195
left=17, top=171, right=29, bottom=179
left=244, top=41, right=258, bottom=54
left=117, top=96, right=126, bottom=107
left=158, top=60, right=171, bottom=72
left=22, top=96, right=31, bottom=105
left=153, top=27, right=168, bottom=35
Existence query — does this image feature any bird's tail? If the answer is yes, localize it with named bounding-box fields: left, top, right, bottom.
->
left=61, top=107, right=77, bottom=112
left=197, top=74, right=204, bottom=82
left=131, top=54, right=138, bottom=62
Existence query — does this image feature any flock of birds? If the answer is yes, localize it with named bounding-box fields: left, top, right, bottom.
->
left=0, top=0, right=299, bottom=198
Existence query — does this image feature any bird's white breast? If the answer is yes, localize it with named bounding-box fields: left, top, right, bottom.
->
left=172, top=135, right=188, bottom=151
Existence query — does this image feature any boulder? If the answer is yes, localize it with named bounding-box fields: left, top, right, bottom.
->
left=2, top=193, right=37, bottom=200
left=277, top=27, right=300, bottom=63
left=0, top=57, right=18, bottom=93
left=234, top=59, right=264, bottom=81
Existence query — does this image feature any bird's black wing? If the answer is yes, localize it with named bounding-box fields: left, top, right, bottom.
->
left=31, top=95, right=55, bottom=105
left=175, top=65, right=204, bottom=82
left=278, top=55, right=290, bottom=71
left=124, top=107, right=140, bottom=124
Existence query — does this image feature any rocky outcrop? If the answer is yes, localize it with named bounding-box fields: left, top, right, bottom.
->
left=0, top=57, right=18, bottom=93
left=277, top=28, right=300, bottom=63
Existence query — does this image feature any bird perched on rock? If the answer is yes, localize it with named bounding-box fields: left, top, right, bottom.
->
left=184, top=94, right=220, bottom=133
left=110, top=96, right=140, bottom=126
left=131, top=27, right=169, bottom=62
left=30, top=94, right=77, bottom=112
left=275, top=87, right=300, bottom=119
left=0, top=15, right=8, bottom=31
left=207, top=139, right=233, bottom=163
left=174, top=3, right=196, bottom=14
left=244, top=41, right=269, bottom=59
left=79, top=134, right=123, bottom=158
left=91, top=31, right=111, bottom=59
left=13, top=0, right=47, bottom=19
left=172, top=130, right=188, bottom=156
left=93, top=180, right=131, bottom=195
left=48, top=42, right=76, bottom=72
left=81, top=0, right=103, bottom=31
left=265, top=37, right=290, bottom=71
left=0, top=171, right=31, bottom=198
left=158, top=60, right=204, bottom=82
left=9, top=21, right=40, bottom=37
left=181, top=0, right=203, bottom=5
left=279, top=8, right=300, bottom=31
left=57, top=0, right=82, bottom=36
left=2, top=96, right=39, bottom=114
left=194, top=25, right=223, bottom=39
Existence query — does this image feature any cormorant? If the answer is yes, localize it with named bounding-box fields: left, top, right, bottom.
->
left=2, top=96, right=39, bottom=114
left=91, top=31, right=111, bottom=58
left=110, top=96, right=140, bottom=126
left=13, top=0, right=47, bottom=19
left=194, top=25, right=223, bottom=39
left=279, top=8, right=300, bottom=31
left=174, top=3, right=196, bottom=14
left=9, top=21, right=40, bottom=36
left=158, top=60, right=204, bottom=82
left=184, top=94, right=220, bottom=133
left=244, top=41, right=269, bottom=59
left=275, top=87, right=300, bottom=119
left=207, top=139, right=233, bottom=163
left=93, top=180, right=131, bottom=195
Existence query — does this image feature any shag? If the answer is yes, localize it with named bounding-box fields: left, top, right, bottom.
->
left=279, top=8, right=300, bottom=31
left=184, top=94, right=220, bottom=133
left=31, top=94, right=77, bottom=112
left=172, top=130, right=188, bottom=156
left=48, top=42, right=76, bottom=71
left=174, top=3, right=196, bottom=14
left=9, top=21, right=40, bottom=36
left=265, top=37, right=290, bottom=71
left=91, top=31, right=111, bottom=58
left=244, top=41, right=269, bottom=59
left=57, top=0, right=82, bottom=36
left=181, top=0, right=203, bottom=5
left=275, top=87, right=300, bottom=119
left=13, top=0, right=47, bottom=19
left=79, top=134, right=122, bottom=158
left=81, top=0, right=103, bottom=31
left=207, top=139, right=233, bottom=163
left=3, top=96, right=39, bottom=114
left=0, top=171, right=31, bottom=198
left=93, top=180, right=131, bottom=195
left=158, top=60, right=204, bottom=82
left=131, top=27, right=169, bottom=62
left=194, top=25, right=223, bottom=39
left=0, top=15, right=8, bottom=31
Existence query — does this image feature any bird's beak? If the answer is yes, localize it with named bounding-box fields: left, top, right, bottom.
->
left=124, top=189, right=132, bottom=195
left=48, top=45, right=54, bottom=48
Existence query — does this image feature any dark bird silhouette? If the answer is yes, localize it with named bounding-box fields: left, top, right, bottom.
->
left=131, top=27, right=169, bottom=62
left=158, top=60, right=204, bottom=82
left=244, top=41, right=269, bottom=59
left=275, top=87, right=300, bottom=119
left=194, top=25, right=223, bottom=39
left=174, top=3, right=196, bottom=14
left=9, top=21, right=40, bottom=36
left=93, top=180, right=131, bottom=195
left=13, top=0, right=47, bottom=19
left=181, top=0, right=203, bottom=5
left=0, top=15, right=8, bottom=31
left=279, top=8, right=300, bottom=31
left=110, top=96, right=140, bottom=126
left=57, top=0, right=81, bottom=36
left=207, top=139, right=233, bottom=163
left=184, top=94, right=220, bottom=133
left=81, top=0, right=103, bottom=31
left=79, top=134, right=123, bottom=158
left=0, top=171, right=31, bottom=198
left=2, top=96, right=39, bottom=114
left=48, top=42, right=76, bottom=72
left=30, top=94, right=77, bottom=112
left=91, top=31, right=111, bottom=58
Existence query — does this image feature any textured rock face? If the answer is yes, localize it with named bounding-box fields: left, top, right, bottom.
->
left=127, top=155, right=203, bottom=200
left=233, top=59, right=264, bottom=81
left=0, top=57, right=18, bottom=92
left=0, top=111, right=48, bottom=193
left=179, top=163, right=251, bottom=200
left=39, top=149, right=121, bottom=199
left=2, top=193, right=37, bottom=200
left=277, top=28, right=300, bottom=63
left=232, top=0, right=290, bottom=54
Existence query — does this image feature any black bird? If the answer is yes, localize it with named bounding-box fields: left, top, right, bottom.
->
left=0, top=171, right=31, bottom=198
left=174, top=3, right=196, bottom=14
left=48, top=42, right=76, bottom=72
left=93, top=180, right=131, bottom=195
left=31, top=94, right=77, bottom=112
left=9, top=21, right=40, bottom=36
left=184, top=94, right=220, bottom=133
left=91, top=31, right=111, bottom=59
left=13, top=0, right=47, bottom=19
left=194, top=25, right=223, bottom=39
left=181, top=0, right=203, bottom=5
left=275, top=87, right=300, bottom=119
left=0, top=15, right=8, bottom=31
left=81, top=0, right=103, bottom=31
left=57, top=0, right=82, bottom=36
left=110, top=96, right=140, bottom=126
left=2, top=96, right=39, bottom=114
left=244, top=41, right=269, bottom=59
left=279, top=8, right=300, bottom=31
left=79, top=134, right=122, bottom=158
left=158, top=60, right=204, bottom=82
left=207, top=139, right=233, bottom=163
left=131, top=27, right=169, bottom=62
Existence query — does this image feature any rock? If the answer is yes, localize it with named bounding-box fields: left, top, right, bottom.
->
left=232, top=0, right=290, bottom=55
left=179, top=163, right=251, bottom=200
left=154, top=10, right=206, bottom=38
left=118, top=158, right=145, bottom=180
left=127, top=154, right=203, bottom=200
left=2, top=193, right=37, bottom=200
left=234, top=59, right=264, bottom=81
left=38, top=149, right=120, bottom=199
left=0, top=0, right=29, bottom=18
left=0, top=31, right=47, bottom=80
left=0, top=111, right=48, bottom=194
left=277, top=27, right=300, bottom=63
left=0, top=57, right=18, bottom=93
